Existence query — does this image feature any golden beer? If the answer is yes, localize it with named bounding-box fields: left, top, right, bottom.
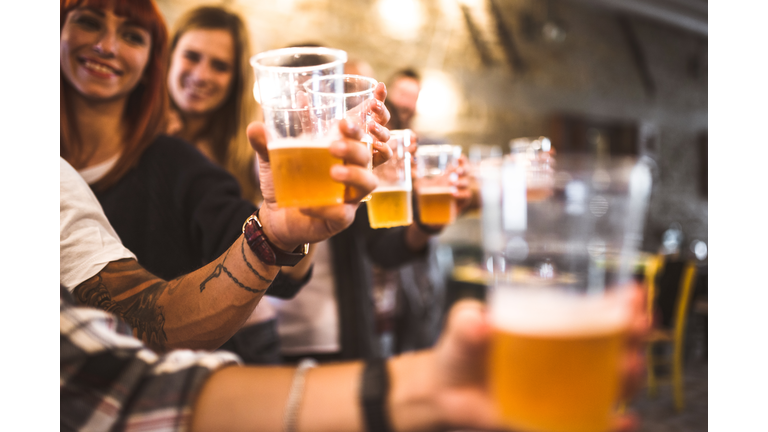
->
left=268, top=141, right=345, bottom=208
left=489, top=289, right=628, bottom=432
left=366, top=187, right=412, bottom=229
left=417, top=187, right=456, bottom=225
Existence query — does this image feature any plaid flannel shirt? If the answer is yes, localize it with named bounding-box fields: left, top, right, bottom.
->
left=60, top=287, right=241, bottom=431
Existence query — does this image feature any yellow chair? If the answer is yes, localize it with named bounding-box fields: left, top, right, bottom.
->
left=644, top=255, right=698, bottom=411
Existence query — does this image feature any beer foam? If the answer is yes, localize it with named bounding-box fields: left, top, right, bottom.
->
left=418, top=186, right=454, bottom=195
left=489, top=287, right=630, bottom=336
left=268, top=137, right=333, bottom=150
left=374, top=185, right=410, bottom=193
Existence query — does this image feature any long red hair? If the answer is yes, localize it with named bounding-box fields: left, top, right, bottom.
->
left=60, top=0, right=169, bottom=191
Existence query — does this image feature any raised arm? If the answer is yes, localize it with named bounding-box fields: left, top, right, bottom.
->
left=189, top=290, right=647, bottom=432
left=65, top=119, right=380, bottom=353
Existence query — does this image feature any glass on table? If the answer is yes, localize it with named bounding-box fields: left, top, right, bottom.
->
left=251, top=47, right=347, bottom=208
left=480, top=155, right=653, bottom=432
left=367, top=129, right=413, bottom=229
left=414, top=144, right=462, bottom=226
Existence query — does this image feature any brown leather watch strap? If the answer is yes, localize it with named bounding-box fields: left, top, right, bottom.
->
left=242, top=209, right=309, bottom=267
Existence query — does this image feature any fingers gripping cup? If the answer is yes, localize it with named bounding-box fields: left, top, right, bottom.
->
left=481, top=156, right=653, bottom=432
left=251, top=47, right=347, bottom=208
left=415, top=144, right=462, bottom=226
left=367, top=130, right=413, bottom=229
left=302, top=74, right=379, bottom=202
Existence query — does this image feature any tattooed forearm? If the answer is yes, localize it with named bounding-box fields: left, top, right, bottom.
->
left=73, top=259, right=168, bottom=350
left=73, top=273, right=124, bottom=317
left=240, top=238, right=272, bottom=283
left=70, top=243, right=275, bottom=351
left=199, top=264, right=223, bottom=292
left=199, top=262, right=266, bottom=294
left=198, top=240, right=268, bottom=294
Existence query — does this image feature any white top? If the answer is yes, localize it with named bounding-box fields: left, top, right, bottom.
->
left=77, top=153, right=120, bottom=184
left=60, top=158, right=136, bottom=290
left=268, top=240, right=339, bottom=355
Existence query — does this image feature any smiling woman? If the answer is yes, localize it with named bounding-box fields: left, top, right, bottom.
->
left=166, top=6, right=259, bottom=204
left=60, top=0, right=168, bottom=190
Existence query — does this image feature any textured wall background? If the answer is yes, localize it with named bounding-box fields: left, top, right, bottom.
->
left=157, top=0, right=707, bottom=252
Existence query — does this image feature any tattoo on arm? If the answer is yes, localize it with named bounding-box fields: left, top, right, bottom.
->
left=72, top=242, right=272, bottom=350
left=240, top=237, right=272, bottom=283
left=73, top=259, right=168, bottom=350
left=198, top=241, right=267, bottom=294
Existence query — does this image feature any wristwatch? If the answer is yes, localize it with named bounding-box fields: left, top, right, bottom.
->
left=242, top=209, right=309, bottom=267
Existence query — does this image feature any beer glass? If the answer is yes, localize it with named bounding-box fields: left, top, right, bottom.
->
left=367, top=129, right=413, bottom=229
left=468, top=144, right=502, bottom=178
left=509, top=136, right=555, bottom=202
left=414, top=144, right=462, bottom=225
left=302, top=74, right=378, bottom=202
left=251, top=47, right=347, bottom=208
left=481, top=155, right=653, bottom=432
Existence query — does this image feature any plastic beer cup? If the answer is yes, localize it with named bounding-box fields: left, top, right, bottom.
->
left=367, top=129, right=413, bottom=229
left=251, top=47, right=347, bottom=208
left=481, top=155, right=653, bottom=432
left=302, top=74, right=379, bottom=202
left=414, top=144, right=462, bottom=226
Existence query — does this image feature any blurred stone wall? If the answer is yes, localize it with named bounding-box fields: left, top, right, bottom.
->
left=157, top=0, right=707, bottom=252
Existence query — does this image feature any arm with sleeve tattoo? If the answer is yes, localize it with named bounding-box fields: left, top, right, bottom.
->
left=73, top=236, right=279, bottom=353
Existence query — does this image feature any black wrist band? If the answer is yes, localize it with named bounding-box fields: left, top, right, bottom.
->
left=361, top=358, right=394, bottom=432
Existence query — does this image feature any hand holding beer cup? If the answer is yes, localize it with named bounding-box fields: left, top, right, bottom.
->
left=302, top=74, right=384, bottom=202
left=367, top=129, right=414, bottom=229
left=370, top=83, right=394, bottom=168
left=387, top=290, right=647, bottom=432
left=252, top=48, right=392, bottom=209
left=414, top=144, right=463, bottom=227
left=247, top=119, right=376, bottom=252
left=478, top=155, right=653, bottom=432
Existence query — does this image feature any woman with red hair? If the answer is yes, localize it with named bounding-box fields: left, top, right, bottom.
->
left=60, top=0, right=169, bottom=188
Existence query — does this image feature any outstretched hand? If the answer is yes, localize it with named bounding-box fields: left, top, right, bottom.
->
left=389, top=288, right=648, bottom=432
left=247, top=119, right=377, bottom=252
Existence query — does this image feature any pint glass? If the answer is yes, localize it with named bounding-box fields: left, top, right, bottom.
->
left=303, top=74, right=379, bottom=202
left=251, top=47, right=347, bottom=208
left=415, top=144, right=462, bottom=225
left=509, top=136, right=555, bottom=202
left=367, top=130, right=413, bottom=229
left=481, top=155, right=653, bottom=432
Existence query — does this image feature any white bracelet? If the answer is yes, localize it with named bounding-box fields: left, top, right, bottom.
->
left=283, top=358, right=318, bottom=432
